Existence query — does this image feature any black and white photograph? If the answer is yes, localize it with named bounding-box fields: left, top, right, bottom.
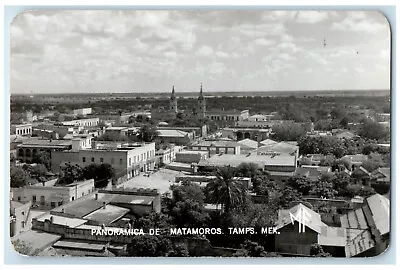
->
left=9, top=9, right=391, bottom=258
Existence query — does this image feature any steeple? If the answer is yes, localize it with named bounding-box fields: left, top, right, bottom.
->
left=198, top=83, right=204, bottom=100
left=171, top=85, right=176, bottom=100
left=169, top=85, right=178, bottom=114
left=197, top=83, right=206, bottom=118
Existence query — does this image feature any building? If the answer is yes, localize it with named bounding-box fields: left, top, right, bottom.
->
left=16, top=139, right=73, bottom=164
left=197, top=83, right=206, bottom=118
left=275, top=203, right=346, bottom=256
left=10, top=200, right=32, bottom=237
left=295, top=166, right=332, bottom=181
left=155, top=145, right=183, bottom=166
left=11, top=179, right=95, bottom=210
left=371, top=167, right=390, bottom=183
left=221, top=127, right=270, bottom=141
left=237, top=138, right=259, bottom=154
left=51, top=142, right=156, bottom=179
left=73, top=108, right=92, bottom=116
left=197, top=153, right=297, bottom=172
left=341, top=154, right=369, bottom=171
left=175, top=175, right=252, bottom=189
left=340, top=194, right=390, bottom=257
left=236, top=119, right=294, bottom=129
left=255, top=141, right=299, bottom=158
left=188, top=140, right=241, bottom=156
left=61, top=118, right=100, bottom=127
left=206, top=109, right=249, bottom=122
left=175, top=150, right=209, bottom=164
left=169, top=85, right=178, bottom=115
left=156, top=125, right=208, bottom=138
left=156, top=129, right=195, bottom=145
left=11, top=123, right=33, bottom=136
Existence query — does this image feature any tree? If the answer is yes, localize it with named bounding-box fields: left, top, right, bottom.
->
left=30, top=164, right=48, bottom=180
left=127, top=235, right=173, bottom=257
left=135, top=212, right=172, bottom=231
left=171, top=200, right=209, bottom=228
left=298, top=136, right=346, bottom=158
left=278, top=186, right=302, bottom=208
left=82, top=163, right=115, bottom=188
left=31, top=151, right=51, bottom=169
left=137, top=124, right=159, bottom=142
left=287, top=176, right=313, bottom=196
left=170, top=182, right=205, bottom=205
left=233, top=240, right=281, bottom=257
left=310, top=243, right=332, bottom=257
left=205, top=166, right=248, bottom=214
left=271, top=123, right=307, bottom=141
left=10, top=164, right=34, bottom=188
left=168, top=243, right=190, bottom=257
left=332, top=172, right=351, bottom=197
left=309, top=175, right=337, bottom=199
left=58, top=163, right=84, bottom=185
left=359, top=119, right=389, bottom=141
left=346, top=184, right=376, bottom=198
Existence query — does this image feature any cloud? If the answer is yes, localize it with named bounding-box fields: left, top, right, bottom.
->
left=278, top=53, right=296, bottom=61
left=332, top=12, right=388, bottom=32
left=196, top=45, right=214, bottom=56
left=216, top=51, right=230, bottom=58
left=253, top=38, right=276, bottom=46
left=277, top=42, right=303, bottom=53
left=296, top=11, right=329, bottom=24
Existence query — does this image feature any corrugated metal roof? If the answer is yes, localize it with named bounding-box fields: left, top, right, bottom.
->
left=276, top=203, right=325, bottom=234
left=319, top=226, right=346, bottom=247
left=366, top=194, right=390, bottom=235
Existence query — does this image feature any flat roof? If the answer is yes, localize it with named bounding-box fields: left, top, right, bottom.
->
left=198, top=154, right=295, bottom=168
left=18, top=139, right=72, bottom=148
left=35, top=213, right=87, bottom=228
left=82, top=204, right=130, bottom=225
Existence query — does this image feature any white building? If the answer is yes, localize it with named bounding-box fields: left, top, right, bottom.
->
left=51, top=142, right=156, bottom=179
left=73, top=108, right=92, bottom=116
left=11, top=124, right=33, bottom=136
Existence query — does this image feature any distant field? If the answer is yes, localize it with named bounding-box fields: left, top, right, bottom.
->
left=11, top=89, right=390, bottom=101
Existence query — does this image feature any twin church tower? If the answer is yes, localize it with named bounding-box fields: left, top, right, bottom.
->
left=169, top=84, right=206, bottom=118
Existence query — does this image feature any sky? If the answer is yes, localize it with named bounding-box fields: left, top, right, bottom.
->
left=10, top=10, right=391, bottom=94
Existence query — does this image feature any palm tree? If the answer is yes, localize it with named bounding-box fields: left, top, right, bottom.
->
left=205, top=166, right=248, bottom=214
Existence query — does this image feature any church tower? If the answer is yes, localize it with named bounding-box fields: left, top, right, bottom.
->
left=169, top=85, right=178, bottom=114
left=197, top=83, right=206, bottom=118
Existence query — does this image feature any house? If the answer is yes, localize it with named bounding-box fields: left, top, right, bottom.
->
left=351, top=166, right=371, bottom=185
left=188, top=140, right=241, bottom=156
left=340, top=194, right=390, bottom=257
left=255, top=141, right=299, bottom=158
left=11, top=123, right=33, bottom=136
left=51, top=142, right=156, bottom=179
left=175, top=150, right=208, bottom=164
left=295, top=166, right=332, bottom=181
left=275, top=203, right=346, bottom=256
left=156, top=129, right=194, bottom=145
left=10, top=200, right=32, bottom=237
left=197, top=153, right=296, bottom=183
left=341, top=154, right=369, bottom=170
left=237, top=138, right=259, bottom=154
left=11, top=179, right=95, bottom=210
left=371, top=167, right=390, bottom=183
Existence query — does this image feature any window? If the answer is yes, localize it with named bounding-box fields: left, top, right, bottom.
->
left=58, top=202, right=63, bottom=206
left=82, top=157, right=86, bottom=163
left=21, top=211, right=25, bottom=216
left=134, top=156, right=136, bottom=163
left=91, top=157, right=95, bottom=162
left=100, top=157, right=104, bottom=163
left=120, top=158, right=123, bottom=165
left=21, top=221, right=25, bottom=228
left=82, top=192, right=84, bottom=196
left=17, top=196, right=21, bottom=201
left=32, top=196, right=36, bottom=203
left=50, top=202, right=56, bottom=208
left=129, top=158, right=131, bottom=166
left=71, top=196, right=75, bottom=201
